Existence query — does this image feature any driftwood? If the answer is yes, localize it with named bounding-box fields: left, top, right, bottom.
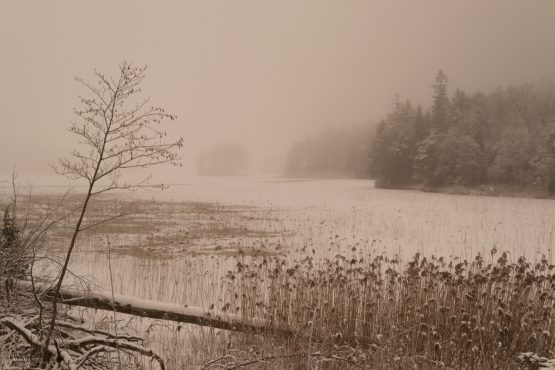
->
left=12, top=279, right=292, bottom=336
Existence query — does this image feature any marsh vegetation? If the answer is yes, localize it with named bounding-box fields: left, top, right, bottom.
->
left=3, top=177, right=554, bottom=369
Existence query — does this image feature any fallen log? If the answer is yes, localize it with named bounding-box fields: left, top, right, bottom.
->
left=11, top=279, right=292, bottom=336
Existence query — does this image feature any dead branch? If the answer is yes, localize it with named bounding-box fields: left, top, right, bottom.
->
left=0, top=317, right=76, bottom=370
left=1, top=309, right=164, bottom=370
left=10, top=279, right=291, bottom=336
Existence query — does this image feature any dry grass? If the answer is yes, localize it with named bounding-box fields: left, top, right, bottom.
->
left=219, top=251, right=555, bottom=369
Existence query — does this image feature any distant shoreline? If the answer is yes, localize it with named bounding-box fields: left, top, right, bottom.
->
left=433, top=185, right=555, bottom=200
left=277, top=175, right=555, bottom=200
left=375, top=182, right=555, bottom=200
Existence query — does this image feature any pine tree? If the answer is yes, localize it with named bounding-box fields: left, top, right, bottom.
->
left=369, top=99, right=416, bottom=187
left=431, top=70, right=450, bottom=133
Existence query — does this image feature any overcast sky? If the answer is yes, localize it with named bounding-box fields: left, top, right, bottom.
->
left=1, top=1, right=555, bottom=183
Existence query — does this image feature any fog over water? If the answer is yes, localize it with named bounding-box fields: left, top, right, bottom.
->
left=3, top=5, right=555, bottom=367
left=2, top=1, right=555, bottom=183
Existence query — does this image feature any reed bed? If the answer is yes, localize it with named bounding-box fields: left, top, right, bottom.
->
left=221, top=251, right=555, bottom=369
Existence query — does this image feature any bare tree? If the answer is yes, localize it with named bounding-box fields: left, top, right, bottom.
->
left=44, top=61, right=183, bottom=358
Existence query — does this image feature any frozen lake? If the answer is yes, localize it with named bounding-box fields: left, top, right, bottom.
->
left=27, top=175, right=550, bottom=303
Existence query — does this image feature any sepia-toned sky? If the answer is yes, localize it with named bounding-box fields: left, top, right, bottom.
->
left=1, top=1, right=555, bottom=183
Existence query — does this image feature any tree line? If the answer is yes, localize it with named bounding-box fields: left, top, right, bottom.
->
left=284, top=124, right=373, bottom=179
left=369, top=71, right=555, bottom=194
left=196, top=142, right=249, bottom=176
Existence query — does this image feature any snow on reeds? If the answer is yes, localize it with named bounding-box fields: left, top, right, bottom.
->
left=221, top=251, right=555, bottom=368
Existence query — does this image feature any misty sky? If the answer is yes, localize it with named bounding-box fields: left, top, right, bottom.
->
left=1, top=1, right=555, bottom=183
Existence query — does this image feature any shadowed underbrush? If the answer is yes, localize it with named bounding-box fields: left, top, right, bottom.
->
left=221, top=251, right=555, bottom=369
